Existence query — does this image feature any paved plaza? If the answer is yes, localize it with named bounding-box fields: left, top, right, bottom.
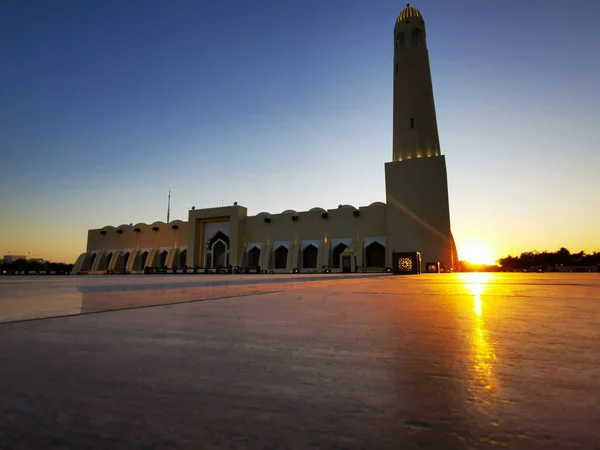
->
left=1, top=273, right=599, bottom=449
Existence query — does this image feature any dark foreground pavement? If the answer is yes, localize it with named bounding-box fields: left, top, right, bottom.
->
left=1, top=273, right=599, bottom=449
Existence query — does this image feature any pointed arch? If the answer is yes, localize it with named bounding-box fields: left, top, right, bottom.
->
left=206, top=231, right=229, bottom=269
left=411, top=28, right=423, bottom=47
left=365, top=242, right=386, bottom=267
left=139, top=251, right=149, bottom=270
left=121, top=252, right=130, bottom=272
left=206, top=231, right=230, bottom=249
left=332, top=243, right=348, bottom=269
left=274, top=246, right=288, bottom=269
left=158, top=250, right=168, bottom=269
left=396, top=31, right=405, bottom=49
left=302, top=244, right=318, bottom=269
left=87, top=253, right=97, bottom=271
left=248, top=246, right=261, bottom=269
left=213, top=241, right=226, bottom=268
left=104, top=253, right=113, bottom=271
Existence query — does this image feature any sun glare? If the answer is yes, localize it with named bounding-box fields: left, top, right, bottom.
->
left=460, top=242, right=496, bottom=265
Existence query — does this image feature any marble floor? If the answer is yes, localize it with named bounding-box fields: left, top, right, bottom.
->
left=1, top=273, right=599, bottom=449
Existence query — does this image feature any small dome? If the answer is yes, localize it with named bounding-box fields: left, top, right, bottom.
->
left=397, top=3, right=422, bottom=22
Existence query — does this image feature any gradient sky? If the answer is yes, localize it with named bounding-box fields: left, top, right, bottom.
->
left=1, top=0, right=599, bottom=263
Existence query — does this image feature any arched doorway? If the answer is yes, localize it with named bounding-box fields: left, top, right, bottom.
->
left=88, top=253, right=96, bottom=271
left=274, top=246, right=288, bottom=269
left=121, top=252, right=130, bottom=272
left=158, top=250, right=168, bottom=269
left=206, top=231, right=230, bottom=269
left=332, top=243, right=348, bottom=268
left=213, top=241, right=226, bottom=268
left=365, top=242, right=386, bottom=267
left=303, top=245, right=318, bottom=269
left=104, top=253, right=113, bottom=271
left=179, top=250, right=187, bottom=268
left=248, top=246, right=261, bottom=269
left=139, top=251, right=148, bottom=270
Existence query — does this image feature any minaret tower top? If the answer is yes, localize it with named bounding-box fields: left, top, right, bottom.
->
left=392, top=4, right=441, bottom=162
left=397, top=3, right=422, bottom=22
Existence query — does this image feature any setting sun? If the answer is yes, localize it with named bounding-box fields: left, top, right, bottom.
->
left=460, top=241, right=497, bottom=265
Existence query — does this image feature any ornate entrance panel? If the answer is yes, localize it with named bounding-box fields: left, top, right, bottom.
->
left=206, top=231, right=230, bottom=269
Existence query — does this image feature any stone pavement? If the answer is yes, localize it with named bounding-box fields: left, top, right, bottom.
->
left=1, top=273, right=599, bottom=449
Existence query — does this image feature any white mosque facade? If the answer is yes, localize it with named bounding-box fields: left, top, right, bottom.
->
left=72, top=4, right=458, bottom=275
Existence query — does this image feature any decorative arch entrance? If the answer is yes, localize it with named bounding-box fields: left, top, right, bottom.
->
left=206, top=231, right=229, bottom=269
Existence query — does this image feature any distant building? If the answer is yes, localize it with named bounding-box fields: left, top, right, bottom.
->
left=2, top=255, right=27, bottom=264
left=72, top=4, right=457, bottom=275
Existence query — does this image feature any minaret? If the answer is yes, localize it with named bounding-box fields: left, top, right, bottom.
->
left=385, top=3, right=456, bottom=271
left=392, top=4, right=441, bottom=162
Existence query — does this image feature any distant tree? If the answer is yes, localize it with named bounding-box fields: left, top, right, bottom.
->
left=497, top=247, right=600, bottom=271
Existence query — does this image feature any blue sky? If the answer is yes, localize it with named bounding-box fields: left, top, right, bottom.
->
left=1, top=0, right=599, bottom=263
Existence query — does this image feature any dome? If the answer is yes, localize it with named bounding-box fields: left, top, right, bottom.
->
left=397, top=4, right=422, bottom=22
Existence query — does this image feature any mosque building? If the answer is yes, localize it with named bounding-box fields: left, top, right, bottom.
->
left=72, top=4, right=458, bottom=275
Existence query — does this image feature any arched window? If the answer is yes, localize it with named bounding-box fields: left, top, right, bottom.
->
left=274, top=246, right=288, bottom=269
left=302, top=245, right=318, bottom=269
left=248, top=247, right=261, bottom=268
left=411, top=28, right=423, bottom=47
left=332, top=243, right=348, bottom=269
left=396, top=32, right=405, bottom=49
left=365, top=242, right=386, bottom=267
